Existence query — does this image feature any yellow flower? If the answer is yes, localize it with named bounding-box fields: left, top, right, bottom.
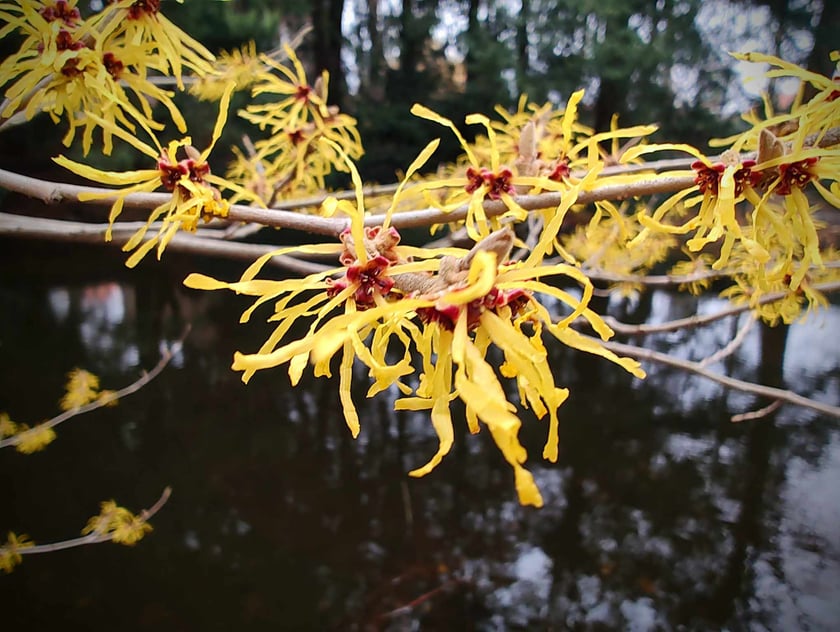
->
left=561, top=205, right=676, bottom=291
left=718, top=51, right=840, bottom=155
left=675, top=51, right=840, bottom=286
left=86, top=0, right=215, bottom=90
left=0, top=412, right=17, bottom=438
left=669, top=252, right=716, bottom=296
left=231, top=46, right=363, bottom=204
left=111, top=515, right=153, bottom=545
left=54, top=83, right=253, bottom=267
left=240, top=45, right=331, bottom=135
left=186, top=144, right=645, bottom=507
left=82, top=500, right=129, bottom=536
left=410, top=104, right=562, bottom=241
left=82, top=500, right=152, bottom=545
left=190, top=40, right=264, bottom=101
left=630, top=146, right=769, bottom=270
left=13, top=423, right=57, bottom=454
left=0, top=532, right=34, bottom=574
left=750, top=149, right=840, bottom=288
left=490, top=93, right=657, bottom=183
left=718, top=242, right=839, bottom=325
left=409, top=101, right=658, bottom=258
left=60, top=368, right=101, bottom=410
left=0, top=1, right=191, bottom=155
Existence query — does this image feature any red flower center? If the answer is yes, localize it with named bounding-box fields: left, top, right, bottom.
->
left=60, top=58, right=82, bottom=77
left=691, top=160, right=761, bottom=197
left=327, top=255, right=395, bottom=309
left=776, top=158, right=819, bottom=196
left=464, top=167, right=515, bottom=200
left=158, top=157, right=210, bottom=192
left=103, top=52, right=124, bottom=79
left=126, top=0, right=161, bottom=19
left=55, top=29, right=84, bottom=52
left=288, top=129, right=306, bottom=145
left=732, top=160, right=761, bottom=196
left=158, top=160, right=189, bottom=191
left=417, top=286, right=531, bottom=331
left=548, top=159, right=570, bottom=182
left=40, top=1, right=80, bottom=24
left=692, top=161, right=725, bottom=195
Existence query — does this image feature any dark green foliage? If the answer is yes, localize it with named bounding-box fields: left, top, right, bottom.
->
left=164, top=0, right=286, bottom=53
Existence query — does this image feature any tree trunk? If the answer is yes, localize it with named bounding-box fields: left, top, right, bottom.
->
left=401, top=0, right=418, bottom=79
left=311, top=0, right=347, bottom=108
left=516, top=0, right=530, bottom=94
left=365, top=0, right=384, bottom=101
left=464, top=0, right=480, bottom=83
left=805, top=0, right=839, bottom=83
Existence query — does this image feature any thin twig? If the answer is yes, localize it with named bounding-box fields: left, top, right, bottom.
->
left=568, top=260, right=840, bottom=288
left=596, top=336, right=840, bottom=419
left=379, top=580, right=463, bottom=621
left=17, top=487, right=172, bottom=555
left=0, top=327, right=189, bottom=450
left=697, top=313, right=757, bottom=368
left=365, top=175, right=699, bottom=232
left=582, top=267, right=726, bottom=287
left=0, top=212, right=330, bottom=275
left=0, top=167, right=697, bottom=236
left=731, top=400, right=782, bottom=423
left=603, top=280, right=840, bottom=335
left=0, top=168, right=342, bottom=234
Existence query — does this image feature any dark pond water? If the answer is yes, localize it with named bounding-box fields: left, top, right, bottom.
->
left=1, top=240, right=838, bottom=631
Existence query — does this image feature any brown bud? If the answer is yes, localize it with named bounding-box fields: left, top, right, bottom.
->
left=757, top=128, right=785, bottom=164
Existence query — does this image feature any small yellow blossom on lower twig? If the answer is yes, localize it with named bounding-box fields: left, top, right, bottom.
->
left=1, top=367, right=125, bottom=454
left=0, top=412, right=59, bottom=454
left=0, top=533, right=34, bottom=574
left=12, top=424, right=57, bottom=454
left=82, top=500, right=152, bottom=546
left=0, top=489, right=169, bottom=573
left=0, top=412, right=17, bottom=438
left=60, top=368, right=100, bottom=410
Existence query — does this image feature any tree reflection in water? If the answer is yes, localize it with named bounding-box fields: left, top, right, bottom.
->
left=1, top=243, right=838, bottom=631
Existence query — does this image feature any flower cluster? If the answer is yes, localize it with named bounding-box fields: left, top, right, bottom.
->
left=82, top=500, right=153, bottom=545
left=0, top=0, right=214, bottom=154
left=8, top=5, right=838, bottom=509
left=562, top=207, right=677, bottom=297
left=0, top=498, right=155, bottom=573
left=186, top=147, right=645, bottom=506
left=227, top=46, right=363, bottom=204
left=60, top=368, right=117, bottom=410
left=0, top=412, right=56, bottom=454
left=0, top=368, right=119, bottom=454
left=407, top=96, right=666, bottom=269
left=625, top=51, right=840, bottom=321
left=54, top=83, right=257, bottom=267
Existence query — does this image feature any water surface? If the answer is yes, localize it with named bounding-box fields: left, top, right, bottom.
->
left=1, top=241, right=838, bottom=630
